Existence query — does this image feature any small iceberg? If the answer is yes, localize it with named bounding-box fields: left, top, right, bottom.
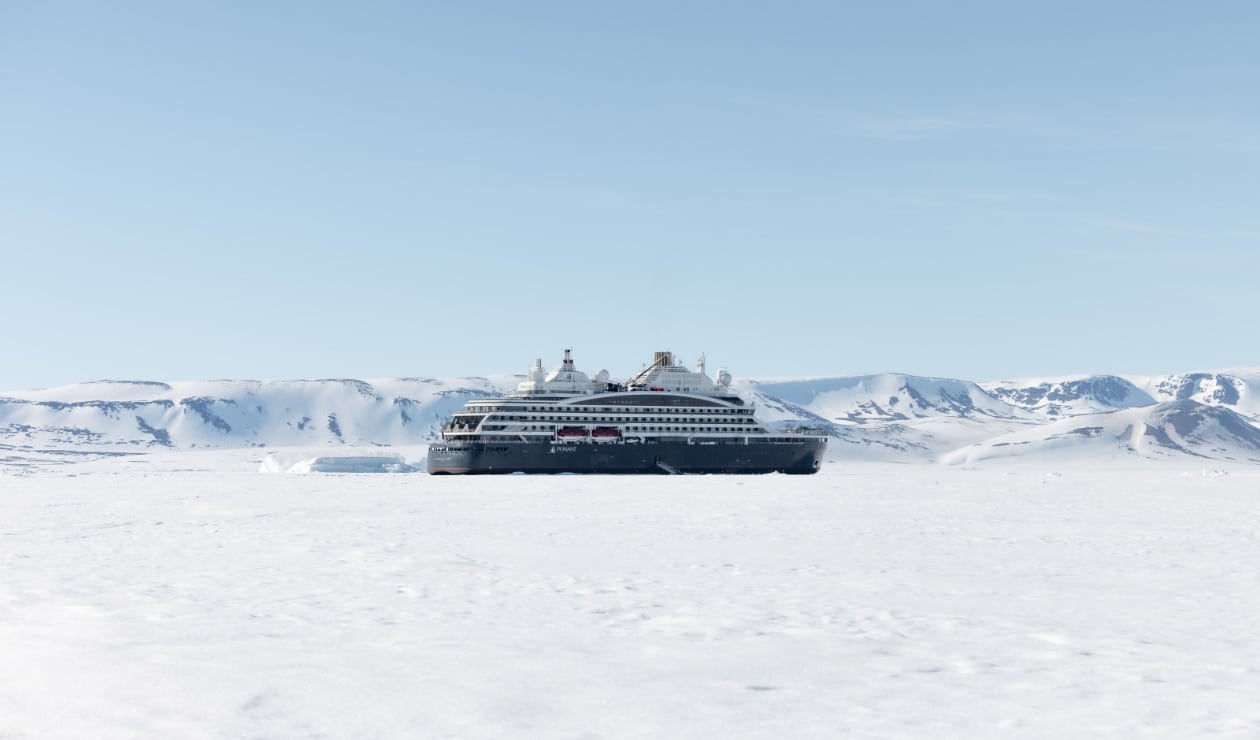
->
left=260, top=452, right=415, bottom=474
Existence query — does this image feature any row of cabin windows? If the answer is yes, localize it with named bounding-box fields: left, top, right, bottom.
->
left=491, top=426, right=757, bottom=434
left=490, top=406, right=746, bottom=414
left=493, top=416, right=753, bottom=424
left=471, top=411, right=749, bottom=420
left=473, top=410, right=745, bottom=416
left=572, top=397, right=721, bottom=407
left=508, top=425, right=755, bottom=431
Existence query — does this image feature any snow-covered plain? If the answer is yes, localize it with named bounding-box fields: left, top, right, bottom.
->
left=4, top=452, right=1260, bottom=738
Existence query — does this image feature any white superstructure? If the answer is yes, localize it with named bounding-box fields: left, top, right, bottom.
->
left=441, top=349, right=809, bottom=444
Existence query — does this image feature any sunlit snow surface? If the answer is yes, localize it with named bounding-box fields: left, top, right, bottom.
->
left=4, top=452, right=1260, bottom=738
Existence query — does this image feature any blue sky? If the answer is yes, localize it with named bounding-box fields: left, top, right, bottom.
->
left=3, top=2, right=1257, bottom=389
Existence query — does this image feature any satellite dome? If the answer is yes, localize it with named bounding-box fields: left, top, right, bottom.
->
left=717, top=369, right=733, bottom=387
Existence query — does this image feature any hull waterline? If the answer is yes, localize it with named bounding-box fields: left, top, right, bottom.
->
left=427, top=439, right=825, bottom=475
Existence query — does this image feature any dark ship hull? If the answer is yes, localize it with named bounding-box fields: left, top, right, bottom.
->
left=427, top=438, right=825, bottom=475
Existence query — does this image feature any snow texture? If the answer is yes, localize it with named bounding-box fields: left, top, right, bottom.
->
left=2, top=452, right=1260, bottom=738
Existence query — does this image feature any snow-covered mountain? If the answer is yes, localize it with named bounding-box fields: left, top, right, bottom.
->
left=4, top=367, right=1260, bottom=467
left=1137, top=370, right=1260, bottom=417
left=981, top=375, right=1154, bottom=418
left=741, top=368, right=1260, bottom=464
left=739, top=374, right=1028, bottom=423
left=0, top=377, right=517, bottom=453
left=943, top=400, right=1260, bottom=465
left=982, top=370, right=1260, bottom=420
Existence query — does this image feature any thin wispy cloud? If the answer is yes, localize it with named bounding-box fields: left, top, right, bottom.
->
left=713, top=92, right=1005, bottom=141
left=1082, top=222, right=1260, bottom=266
left=824, top=113, right=978, bottom=141
left=1224, top=229, right=1260, bottom=240
left=1094, top=220, right=1198, bottom=238
left=1015, top=115, right=1260, bottom=156
left=714, top=92, right=1260, bottom=154
left=512, top=183, right=640, bottom=210
left=1092, top=222, right=1260, bottom=241
left=1144, top=118, right=1260, bottom=155
left=894, top=188, right=1064, bottom=210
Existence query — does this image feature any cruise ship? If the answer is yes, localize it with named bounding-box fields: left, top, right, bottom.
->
left=427, top=350, right=827, bottom=474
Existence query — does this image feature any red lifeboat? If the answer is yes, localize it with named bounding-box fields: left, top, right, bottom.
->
left=557, top=426, right=589, bottom=438
left=591, top=427, right=622, bottom=438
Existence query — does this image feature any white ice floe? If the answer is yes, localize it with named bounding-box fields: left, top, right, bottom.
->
left=2, top=452, right=1259, bottom=738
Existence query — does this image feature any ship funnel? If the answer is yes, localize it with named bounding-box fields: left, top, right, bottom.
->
left=653, top=351, right=672, bottom=367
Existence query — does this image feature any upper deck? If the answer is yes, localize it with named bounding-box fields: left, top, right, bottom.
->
left=511, top=349, right=739, bottom=400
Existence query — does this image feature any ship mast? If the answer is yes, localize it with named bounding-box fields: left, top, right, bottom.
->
left=629, top=351, right=672, bottom=386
